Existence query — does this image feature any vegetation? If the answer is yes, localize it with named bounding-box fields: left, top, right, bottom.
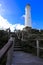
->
left=14, top=27, right=43, bottom=58
left=0, top=30, right=10, bottom=65
left=0, top=30, right=10, bottom=49
left=0, top=54, right=7, bottom=65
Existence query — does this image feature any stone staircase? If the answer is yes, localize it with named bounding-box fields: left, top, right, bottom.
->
left=14, top=46, right=22, bottom=51
left=14, top=39, right=22, bottom=51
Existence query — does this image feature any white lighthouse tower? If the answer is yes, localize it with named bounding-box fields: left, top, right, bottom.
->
left=25, top=4, right=32, bottom=27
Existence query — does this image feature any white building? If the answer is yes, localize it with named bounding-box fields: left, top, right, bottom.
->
left=25, top=4, right=32, bottom=27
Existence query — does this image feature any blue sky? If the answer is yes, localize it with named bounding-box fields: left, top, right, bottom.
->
left=0, top=0, right=43, bottom=31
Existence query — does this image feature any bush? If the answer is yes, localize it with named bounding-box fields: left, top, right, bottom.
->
left=0, top=30, right=9, bottom=49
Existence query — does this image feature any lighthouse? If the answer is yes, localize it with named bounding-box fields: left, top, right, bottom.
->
left=25, top=4, right=32, bottom=27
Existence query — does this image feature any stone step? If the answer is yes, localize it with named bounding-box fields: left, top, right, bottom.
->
left=14, top=46, right=21, bottom=48
left=14, top=48, right=22, bottom=51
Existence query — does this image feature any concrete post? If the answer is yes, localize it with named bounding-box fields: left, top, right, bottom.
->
left=36, top=40, right=39, bottom=57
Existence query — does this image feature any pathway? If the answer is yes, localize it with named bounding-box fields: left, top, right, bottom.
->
left=11, top=51, right=43, bottom=65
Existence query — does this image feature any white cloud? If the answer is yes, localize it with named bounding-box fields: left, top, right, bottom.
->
left=0, top=3, right=5, bottom=15
left=15, top=24, right=25, bottom=30
left=0, top=3, right=2, bottom=7
left=0, top=15, right=24, bottom=32
left=22, top=14, right=25, bottom=18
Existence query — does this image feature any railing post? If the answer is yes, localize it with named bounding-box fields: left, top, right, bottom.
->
left=6, top=38, right=14, bottom=65
left=36, top=40, right=39, bottom=57
left=22, top=31, right=23, bottom=40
